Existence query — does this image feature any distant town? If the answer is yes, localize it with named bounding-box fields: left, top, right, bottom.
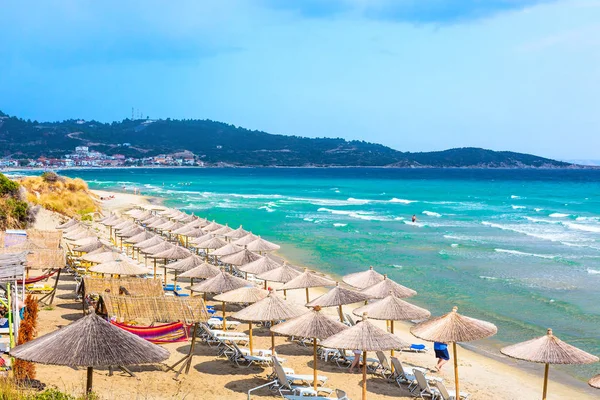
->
left=0, top=146, right=204, bottom=169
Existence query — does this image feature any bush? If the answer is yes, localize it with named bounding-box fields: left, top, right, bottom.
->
left=40, top=172, right=59, bottom=183
left=0, top=173, right=19, bottom=197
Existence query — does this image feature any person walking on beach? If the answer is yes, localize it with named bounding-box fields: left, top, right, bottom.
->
left=434, top=341, right=450, bottom=371
left=348, top=349, right=362, bottom=373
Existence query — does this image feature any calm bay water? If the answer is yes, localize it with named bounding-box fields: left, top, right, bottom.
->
left=55, top=167, right=600, bottom=380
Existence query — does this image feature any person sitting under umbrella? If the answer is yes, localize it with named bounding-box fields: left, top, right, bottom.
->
left=434, top=341, right=450, bottom=371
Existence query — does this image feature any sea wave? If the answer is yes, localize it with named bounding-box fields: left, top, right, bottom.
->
left=510, top=195, right=523, bottom=199
left=258, top=206, right=276, bottom=212
left=333, top=223, right=347, bottom=227
left=403, top=221, right=425, bottom=227
left=389, top=198, right=416, bottom=204
left=494, top=248, right=556, bottom=260
left=588, top=269, right=600, bottom=275
left=563, top=222, right=600, bottom=233
left=481, top=221, right=570, bottom=242
left=549, top=213, right=570, bottom=218
left=575, top=216, right=600, bottom=222
left=511, top=205, right=526, bottom=210
left=534, top=208, right=543, bottom=212
left=524, top=217, right=561, bottom=224
left=317, top=208, right=389, bottom=221
left=422, top=211, right=442, bottom=217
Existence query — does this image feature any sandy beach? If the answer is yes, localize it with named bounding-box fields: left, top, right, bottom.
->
left=23, top=189, right=597, bottom=400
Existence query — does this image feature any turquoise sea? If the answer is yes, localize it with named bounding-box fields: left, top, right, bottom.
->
left=29, top=168, right=600, bottom=381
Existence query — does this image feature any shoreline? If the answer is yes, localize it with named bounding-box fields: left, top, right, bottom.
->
left=92, top=186, right=598, bottom=399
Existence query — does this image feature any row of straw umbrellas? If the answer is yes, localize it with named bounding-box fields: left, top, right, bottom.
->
left=26, top=206, right=600, bottom=399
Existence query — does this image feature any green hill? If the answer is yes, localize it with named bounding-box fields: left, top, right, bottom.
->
left=0, top=111, right=571, bottom=168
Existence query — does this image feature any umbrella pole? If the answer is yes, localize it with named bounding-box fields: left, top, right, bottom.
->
left=283, top=289, right=287, bottom=299
left=222, top=301, right=227, bottom=330
left=190, top=278, right=194, bottom=295
left=313, top=337, right=318, bottom=391
left=338, top=305, right=344, bottom=322
left=264, top=280, right=267, bottom=290
left=390, top=320, right=395, bottom=372
left=305, top=287, right=310, bottom=303
left=164, top=264, right=167, bottom=286
left=153, top=258, right=157, bottom=279
left=453, top=342, right=460, bottom=398
left=542, top=363, right=549, bottom=400
left=86, top=367, right=93, bottom=394
left=249, top=322, right=253, bottom=354
left=362, top=350, right=367, bottom=400
left=271, top=320, right=275, bottom=351
left=173, top=272, right=178, bottom=290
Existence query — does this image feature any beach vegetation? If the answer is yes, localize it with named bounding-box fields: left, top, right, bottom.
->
left=0, top=173, right=31, bottom=230
left=14, top=295, right=39, bottom=382
left=0, top=380, right=96, bottom=400
left=18, top=175, right=98, bottom=218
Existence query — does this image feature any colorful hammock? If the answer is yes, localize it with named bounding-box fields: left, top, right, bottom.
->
left=17, top=269, right=59, bottom=285
left=111, top=321, right=189, bottom=343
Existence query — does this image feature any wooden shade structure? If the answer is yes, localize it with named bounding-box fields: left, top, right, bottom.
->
left=501, top=329, right=599, bottom=400
left=281, top=268, right=335, bottom=303
left=361, top=274, right=416, bottom=299
left=342, top=266, right=385, bottom=289
left=124, top=231, right=155, bottom=245
left=232, top=290, right=306, bottom=350
left=322, top=313, right=408, bottom=400
left=214, top=286, right=269, bottom=354
left=411, top=306, right=498, bottom=398
left=589, top=375, right=600, bottom=389
left=245, top=236, right=280, bottom=253
left=10, top=312, right=169, bottom=393
left=190, top=270, right=248, bottom=296
left=272, top=306, right=348, bottom=390
left=195, top=237, right=227, bottom=252
left=190, top=233, right=215, bottom=246
left=307, top=281, right=372, bottom=321
left=179, top=262, right=220, bottom=279
left=74, top=239, right=112, bottom=254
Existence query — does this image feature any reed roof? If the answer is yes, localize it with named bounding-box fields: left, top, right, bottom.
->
left=10, top=312, right=170, bottom=367
left=411, top=306, right=498, bottom=343
left=71, top=236, right=100, bottom=247
left=352, top=293, right=430, bottom=321
left=256, top=263, right=302, bottom=283
left=190, top=233, right=215, bottom=245
left=135, top=235, right=165, bottom=249
left=361, top=274, right=417, bottom=299
left=195, top=236, right=227, bottom=250
left=246, top=236, right=280, bottom=252
left=117, top=226, right=145, bottom=238
left=500, top=329, right=599, bottom=365
left=190, top=270, right=249, bottom=293
left=82, top=251, right=123, bottom=264
left=64, top=228, right=95, bottom=241
left=225, top=225, right=251, bottom=240
left=102, top=294, right=210, bottom=324
left=181, top=228, right=205, bottom=238
left=141, top=241, right=174, bottom=256
left=212, top=224, right=233, bottom=236
left=74, top=239, right=112, bottom=253
left=307, top=282, right=372, bottom=308
left=90, top=259, right=149, bottom=276
left=82, top=276, right=163, bottom=297
left=271, top=306, right=348, bottom=340
left=56, top=218, right=77, bottom=229
left=85, top=245, right=115, bottom=255
left=151, top=245, right=192, bottom=260
left=589, top=375, right=600, bottom=389
left=113, top=220, right=136, bottom=231
left=178, top=262, right=221, bottom=279
left=342, top=266, right=385, bottom=289
left=147, top=218, right=168, bottom=229
left=165, top=254, right=205, bottom=272
left=203, top=221, right=223, bottom=232
left=141, top=215, right=161, bottom=225
left=321, top=313, right=409, bottom=351
left=220, top=249, right=261, bottom=266
left=124, top=231, right=155, bottom=245
left=231, top=291, right=307, bottom=322
left=232, top=233, right=258, bottom=246
left=155, top=220, right=182, bottom=231
left=210, top=243, right=242, bottom=257
left=239, top=254, right=282, bottom=275
left=214, top=286, right=269, bottom=304
left=102, top=216, right=123, bottom=226
left=281, top=268, right=335, bottom=290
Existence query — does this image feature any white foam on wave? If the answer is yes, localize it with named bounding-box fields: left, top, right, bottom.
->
left=563, top=222, right=600, bottom=233
left=451, top=244, right=459, bottom=248
left=317, top=207, right=389, bottom=221
left=394, top=217, right=405, bottom=221
left=346, top=198, right=371, bottom=205
left=481, top=221, right=570, bottom=242
left=511, top=205, right=526, bottom=210
left=303, top=218, right=314, bottom=222
left=229, top=193, right=284, bottom=199
left=525, top=217, right=561, bottom=224
left=389, top=198, right=416, bottom=204
left=422, top=211, right=442, bottom=217
left=479, top=276, right=499, bottom=280
left=333, top=223, right=347, bottom=227
left=549, top=213, right=570, bottom=218
left=534, top=208, right=543, bottom=212
left=494, top=248, right=556, bottom=260
left=392, top=265, right=403, bottom=269
left=511, top=195, right=523, bottom=199
left=588, top=269, right=600, bottom=275
left=258, top=206, right=276, bottom=212
left=404, top=221, right=425, bottom=227
left=576, top=216, right=600, bottom=222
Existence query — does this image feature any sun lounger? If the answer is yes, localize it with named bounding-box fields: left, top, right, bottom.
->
left=207, top=318, right=241, bottom=330
left=335, top=350, right=378, bottom=369
left=390, top=357, right=441, bottom=392
left=373, top=351, right=392, bottom=378
left=434, top=381, right=470, bottom=400
left=402, top=344, right=429, bottom=353
left=271, top=356, right=330, bottom=397
left=226, top=342, right=284, bottom=368
left=413, top=370, right=451, bottom=399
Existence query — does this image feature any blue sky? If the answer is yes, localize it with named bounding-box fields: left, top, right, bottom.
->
left=1, top=0, right=599, bottom=160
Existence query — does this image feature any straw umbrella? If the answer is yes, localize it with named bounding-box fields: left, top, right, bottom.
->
left=70, top=236, right=100, bottom=247
left=190, top=232, right=214, bottom=246
left=232, top=233, right=258, bottom=246
left=361, top=274, right=416, bottom=299
left=195, top=237, right=227, bottom=258
left=179, top=261, right=221, bottom=294
left=74, top=240, right=112, bottom=254
left=281, top=268, right=335, bottom=303
left=191, top=270, right=249, bottom=329
left=307, top=282, right=372, bottom=322
left=353, top=293, right=430, bottom=362
left=150, top=245, right=192, bottom=285
left=212, top=224, right=233, bottom=237
left=246, top=236, right=280, bottom=253
left=203, top=221, right=223, bottom=232
left=343, top=266, right=384, bottom=290
left=134, top=235, right=164, bottom=262
left=225, top=225, right=251, bottom=241
left=411, top=307, right=498, bottom=397
left=589, top=375, right=600, bottom=389
left=10, top=312, right=169, bottom=393
left=231, top=290, right=307, bottom=351
left=82, top=245, right=114, bottom=257
left=256, top=262, right=302, bottom=296
left=210, top=243, right=243, bottom=258
left=90, top=259, right=149, bottom=276
left=239, top=254, right=282, bottom=284
left=214, top=286, right=269, bottom=354
left=82, top=251, right=123, bottom=264
left=220, top=249, right=261, bottom=271
left=272, top=306, right=348, bottom=391
left=501, top=329, right=599, bottom=400
left=124, top=231, right=155, bottom=258
left=140, top=241, right=174, bottom=279
left=322, top=313, right=408, bottom=400
left=56, top=218, right=78, bottom=229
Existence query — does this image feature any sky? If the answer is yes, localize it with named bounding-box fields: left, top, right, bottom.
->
left=1, top=0, right=599, bottom=160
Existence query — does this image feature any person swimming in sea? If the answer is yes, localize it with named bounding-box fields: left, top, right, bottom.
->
left=412, top=214, right=417, bottom=223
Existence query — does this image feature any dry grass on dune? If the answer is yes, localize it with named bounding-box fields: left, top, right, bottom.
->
left=18, top=174, right=99, bottom=218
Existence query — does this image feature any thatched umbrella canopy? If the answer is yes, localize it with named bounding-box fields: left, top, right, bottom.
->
left=232, top=233, right=258, bottom=246
left=321, top=313, right=408, bottom=400
left=232, top=290, right=307, bottom=351
left=10, top=312, right=169, bottom=393
left=210, top=243, right=243, bottom=257
left=501, top=329, right=599, bottom=400
left=148, top=218, right=168, bottom=229
left=181, top=229, right=205, bottom=238
left=64, top=228, right=95, bottom=241
left=71, top=236, right=101, bottom=247
left=74, top=239, right=112, bottom=254
left=177, top=214, right=196, bottom=224
left=353, top=293, right=430, bottom=360
left=97, top=213, right=116, bottom=223
left=102, top=216, right=124, bottom=227
left=117, top=226, right=145, bottom=238
left=131, top=210, right=153, bottom=221
left=239, top=255, right=282, bottom=285
left=281, top=268, right=336, bottom=303
left=256, top=262, right=302, bottom=295
left=82, top=251, right=123, bottom=264
left=212, top=224, right=233, bottom=236
left=56, top=218, right=78, bottom=229
left=246, top=236, right=280, bottom=253
left=156, top=220, right=183, bottom=232
left=589, top=375, right=600, bottom=389
left=202, top=221, right=223, bottom=232
left=179, top=262, right=220, bottom=279
left=134, top=236, right=165, bottom=258
left=84, top=245, right=115, bottom=256
left=225, top=225, right=251, bottom=241
left=361, top=274, right=416, bottom=299
left=220, top=248, right=261, bottom=267
left=215, top=286, right=269, bottom=345
left=307, top=281, right=372, bottom=321
left=64, top=222, right=85, bottom=233
left=195, top=237, right=227, bottom=253
left=190, top=233, right=214, bottom=246
left=272, top=306, right=348, bottom=390
left=411, top=307, right=498, bottom=397
left=124, top=231, right=155, bottom=245
left=166, top=254, right=205, bottom=272
left=90, top=259, right=149, bottom=276
left=141, top=242, right=175, bottom=280
left=113, top=220, right=136, bottom=231
left=343, top=266, right=385, bottom=290
left=141, top=215, right=161, bottom=225
left=151, top=245, right=193, bottom=285
left=190, top=270, right=248, bottom=298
